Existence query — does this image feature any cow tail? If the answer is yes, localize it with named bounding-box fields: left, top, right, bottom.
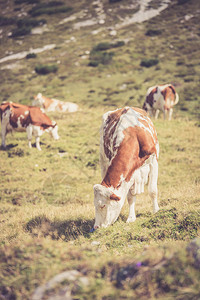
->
left=174, top=92, right=179, bottom=105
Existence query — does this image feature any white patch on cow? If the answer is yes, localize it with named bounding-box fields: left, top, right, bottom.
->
left=93, top=184, right=124, bottom=228
left=16, top=115, right=26, bottom=131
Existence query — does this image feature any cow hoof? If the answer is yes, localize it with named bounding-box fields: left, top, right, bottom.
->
left=153, top=207, right=159, bottom=214
left=126, top=217, right=136, bottom=223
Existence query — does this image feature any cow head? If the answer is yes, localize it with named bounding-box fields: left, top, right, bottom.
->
left=93, top=184, right=122, bottom=229
left=33, top=93, right=44, bottom=107
left=49, top=121, right=59, bottom=140
left=142, top=101, right=148, bottom=112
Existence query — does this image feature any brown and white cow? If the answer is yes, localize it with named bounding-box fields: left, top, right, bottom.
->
left=0, top=102, right=59, bottom=151
left=32, top=93, right=79, bottom=113
left=93, top=106, right=159, bottom=229
left=143, top=84, right=179, bottom=120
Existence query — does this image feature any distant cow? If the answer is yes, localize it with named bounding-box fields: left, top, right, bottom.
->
left=0, top=102, right=59, bottom=151
left=93, top=107, right=159, bottom=229
left=143, top=84, right=179, bottom=120
left=32, top=93, right=79, bottom=113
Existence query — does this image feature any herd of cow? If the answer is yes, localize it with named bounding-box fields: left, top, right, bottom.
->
left=0, top=83, right=179, bottom=229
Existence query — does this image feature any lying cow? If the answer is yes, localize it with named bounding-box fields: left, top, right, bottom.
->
left=143, top=84, right=179, bottom=120
left=93, top=107, right=159, bottom=229
left=32, top=93, right=79, bottom=113
left=0, top=102, right=59, bottom=151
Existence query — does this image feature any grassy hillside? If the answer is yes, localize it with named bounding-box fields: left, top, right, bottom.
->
left=0, top=0, right=200, bottom=299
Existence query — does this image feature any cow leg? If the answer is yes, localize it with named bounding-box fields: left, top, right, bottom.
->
left=155, top=109, right=160, bottom=119
left=168, top=108, right=173, bottom=121
left=35, top=136, right=41, bottom=151
left=148, top=156, right=159, bottom=213
left=26, top=126, right=33, bottom=148
left=126, top=190, right=137, bottom=223
left=1, top=126, right=7, bottom=149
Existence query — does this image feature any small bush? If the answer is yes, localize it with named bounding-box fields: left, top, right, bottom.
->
left=11, top=26, right=31, bottom=37
left=15, top=0, right=39, bottom=4
left=178, top=0, right=190, bottom=4
left=17, top=18, right=46, bottom=28
left=93, top=41, right=125, bottom=52
left=35, top=64, right=58, bottom=75
left=109, top=0, right=123, bottom=3
left=26, top=53, right=37, bottom=59
left=145, top=29, right=162, bottom=36
left=140, top=58, right=159, bottom=68
left=0, top=16, right=16, bottom=26
left=93, top=42, right=111, bottom=51
left=29, top=2, right=72, bottom=17
left=89, top=51, right=114, bottom=67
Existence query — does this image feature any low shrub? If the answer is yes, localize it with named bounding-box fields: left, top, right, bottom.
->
left=15, top=0, right=39, bottom=4
left=109, top=0, right=123, bottom=3
left=26, top=53, right=37, bottom=59
left=140, top=58, right=159, bottom=68
left=29, top=2, right=72, bottom=17
left=17, top=18, right=46, bottom=28
left=11, top=26, right=31, bottom=37
left=145, top=29, right=162, bottom=36
left=178, top=0, right=191, bottom=4
left=0, top=16, right=16, bottom=26
left=89, top=51, right=114, bottom=67
left=35, top=64, right=58, bottom=75
left=93, top=41, right=125, bottom=51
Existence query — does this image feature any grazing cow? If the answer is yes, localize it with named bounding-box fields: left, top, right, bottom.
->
left=93, top=107, right=159, bottom=229
left=32, top=93, right=79, bottom=113
left=0, top=102, right=59, bottom=151
left=143, top=84, right=179, bottom=120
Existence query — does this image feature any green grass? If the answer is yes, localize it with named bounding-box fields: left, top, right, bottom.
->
left=0, top=0, right=200, bottom=298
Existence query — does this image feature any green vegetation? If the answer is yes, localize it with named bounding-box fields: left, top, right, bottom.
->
left=0, top=0, right=200, bottom=298
left=140, top=58, right=159, bottom=68
left=0, top=16, right=15, bottom=26
left=15, top=0, right=39, bottom=4
left=11, top=26, right=32, bottom=37
left=145, top=29, right=162, bottom=36
left=28, top=2, right=73, bottom=17
left=35, top=64, right=58, bottom=74
left=26, top=53, right=37, bottom=59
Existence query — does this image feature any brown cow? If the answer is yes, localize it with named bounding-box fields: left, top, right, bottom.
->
left=0, top=102, right=59, bottom=151
left=93, top=106, right=159, bottom=229
left=143, top=84, right=179, bottom=120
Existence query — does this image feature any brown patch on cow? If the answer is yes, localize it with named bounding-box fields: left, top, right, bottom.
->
left=58, top=102, right=63, bottom=111
left=42, top=96, right=54, bottom=110
left=29, top=107, right=53, bottom=129
left=145, top=87, right=157, bottom=108
left=110, top=193, right=121, bottom=201
left=102, top=125, right=156, bottom=189
left=161, top=85, right=176, bottom=110
left=104, top=107, right=128, bottom=160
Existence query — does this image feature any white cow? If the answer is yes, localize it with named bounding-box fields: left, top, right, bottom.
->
left=33, top=93, right=78, bottom=113
left=143, top=84, right=179, bottom=120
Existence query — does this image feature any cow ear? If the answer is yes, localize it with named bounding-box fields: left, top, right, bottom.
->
left=110, top=193, right=121, bottom=201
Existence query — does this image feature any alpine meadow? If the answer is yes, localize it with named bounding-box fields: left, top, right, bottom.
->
left=0, top=0, right=200, bottom=299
